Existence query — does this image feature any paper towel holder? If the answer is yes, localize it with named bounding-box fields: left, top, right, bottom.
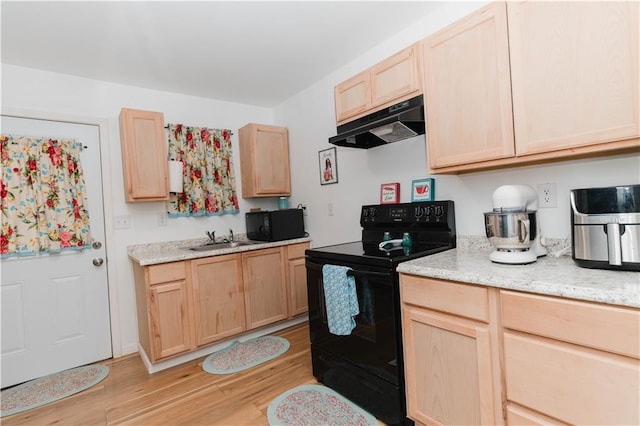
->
left=168, top=160, right=184, bottom=193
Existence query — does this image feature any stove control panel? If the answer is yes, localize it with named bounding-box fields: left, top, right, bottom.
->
left=361, top=201, right=453, bottom=225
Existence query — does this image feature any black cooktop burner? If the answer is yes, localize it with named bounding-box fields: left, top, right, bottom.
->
left=307, top=201, right=456, bottom=269
left=306, top=240, right=451, bottom=268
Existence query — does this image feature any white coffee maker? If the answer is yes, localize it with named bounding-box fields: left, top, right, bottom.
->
left=484, top=185, right=547, bottom=264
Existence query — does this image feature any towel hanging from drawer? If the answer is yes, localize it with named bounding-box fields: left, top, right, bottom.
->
left=322, top=265, right=360, bottom=335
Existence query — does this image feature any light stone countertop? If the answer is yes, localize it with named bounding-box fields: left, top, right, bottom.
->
left=397, top=236, right=640, bottom=308
left=128, top=235, right=312, bottom=266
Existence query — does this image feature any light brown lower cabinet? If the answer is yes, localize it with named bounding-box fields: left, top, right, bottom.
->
left=133, top=261, right=194, bottom=362
left=400, top=275, right=501, bottom=425
left=133, top=244, right=310, bottom=363
left=242, top=247, right=288, bottom=330
left=400, top=274, right=640, bottom=426
left=501, top=290, right=640, bottom=425
left=286, top=242, right=310, bottom=317
left=190, top=254, right=246, bottom=346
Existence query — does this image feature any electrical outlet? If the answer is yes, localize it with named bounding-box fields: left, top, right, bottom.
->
left=113, top=215, right=131, bottom=229
left=538, top=183, right=557, bottom=208
left=158, top=212, right=167, bottom=226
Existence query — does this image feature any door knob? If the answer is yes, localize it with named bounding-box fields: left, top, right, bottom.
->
left=93, top=258, right=104, bottom=267
left=92, top=241, right=102, bottom=249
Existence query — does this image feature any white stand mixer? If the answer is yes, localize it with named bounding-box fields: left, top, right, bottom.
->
left=484, top=185, right=547, bottom=264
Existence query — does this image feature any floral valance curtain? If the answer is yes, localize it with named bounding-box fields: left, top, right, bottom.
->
left=1, top=134, right=91, bottom=257
left=167, top=124, right=239, bottom=217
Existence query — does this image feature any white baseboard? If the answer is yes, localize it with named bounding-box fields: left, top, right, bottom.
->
left=120, top=342, right=140, bottom=357
left=137, top=316, right=308, bottom=374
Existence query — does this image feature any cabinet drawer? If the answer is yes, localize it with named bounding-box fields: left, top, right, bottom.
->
left=286, top=242, right=309, bottom=260
left=147, top=261, right=186, bottom=285
left=506, top=404, right=565, bottom=425
left=400, top=275, right=489, bottom=322
left=501, top=291, right=640, bottom=359
left=504, top=332, right=639, bottom=425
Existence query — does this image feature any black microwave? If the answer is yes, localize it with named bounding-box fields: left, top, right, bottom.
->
left=245, top=209, right=305, bottom=242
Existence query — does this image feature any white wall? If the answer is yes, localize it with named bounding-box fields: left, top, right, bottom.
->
left=2, top=64, right=283, bottom=355
left=277, top=1, right=640, bottom=249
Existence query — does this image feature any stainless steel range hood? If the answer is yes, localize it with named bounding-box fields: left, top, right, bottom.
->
left=329, top=95, right=424, bottom=149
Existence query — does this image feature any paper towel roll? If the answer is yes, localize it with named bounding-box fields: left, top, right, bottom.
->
left=168, top=160, right=184, bottom=193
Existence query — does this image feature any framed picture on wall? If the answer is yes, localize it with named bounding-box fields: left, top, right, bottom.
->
left=411, top=178, right=435, bottom=202
left=380, top=182, right=400, bottom=204
left=319, top=147, right=338, bottom=185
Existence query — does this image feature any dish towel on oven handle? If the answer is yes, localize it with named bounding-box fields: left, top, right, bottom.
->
left=322, top=265, right=360, bottom=335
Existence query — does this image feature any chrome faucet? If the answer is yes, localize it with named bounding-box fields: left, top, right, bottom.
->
left=228, top=228, right=234, bottom=242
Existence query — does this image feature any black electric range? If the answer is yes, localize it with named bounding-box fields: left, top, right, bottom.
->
left=305, top=201, right=456, bottom=425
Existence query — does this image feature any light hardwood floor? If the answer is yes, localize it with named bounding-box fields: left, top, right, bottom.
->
left=3, top=323, right=317, bottom=425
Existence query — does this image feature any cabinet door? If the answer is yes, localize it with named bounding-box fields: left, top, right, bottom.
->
left=242, top=247, right=288, bottom=329
left=119, top=108, right=169, bottom=202
left=402, top=306, right=496, bottom=426
left=287, top=257, right=308, bottom=317
left=423, top=2, right=515, bottom=169
left=148, top=280, right=192, bottom=360
left=191, top=254, right=246, bottom=346
left=504, top=332, right=639, bottom=425
left=370, top=44, right=421, bottom=108
left=286, top=242, right=309, bottom=317
left=509, top=2, right=639, bottom=155
left=239, top=124, right=291, bottom=198
left=334, top=71, right=371, bottom=123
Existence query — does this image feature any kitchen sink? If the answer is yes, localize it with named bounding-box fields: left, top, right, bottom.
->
left=188, top=241, right=259, bottom=251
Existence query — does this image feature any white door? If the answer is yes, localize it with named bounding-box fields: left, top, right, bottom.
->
left=1, top=115, right=111, bottom=388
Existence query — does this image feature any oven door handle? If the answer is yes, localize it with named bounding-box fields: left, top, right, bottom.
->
left=346, top=270, right=391, bottom=279
left=306, top=259, right=391, bottom=280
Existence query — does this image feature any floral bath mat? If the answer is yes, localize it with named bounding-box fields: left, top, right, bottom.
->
left=202, top=335, right=290, bottom=374
left=0, top=364, right=109, bottom=417
left=267, top=384, right=378, bottom=426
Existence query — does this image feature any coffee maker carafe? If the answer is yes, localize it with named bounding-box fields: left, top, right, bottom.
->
left=484, top=185, right=547, bottom=264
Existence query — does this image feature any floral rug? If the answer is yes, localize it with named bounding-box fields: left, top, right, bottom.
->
left=202, top=335, right=290, bottom=374
left=0, top=364, right=109, bottom=417
left=267, top=384, right=378, bottom=426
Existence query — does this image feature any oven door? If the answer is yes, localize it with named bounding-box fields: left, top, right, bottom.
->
left=306, top=257, right=399, bottom=385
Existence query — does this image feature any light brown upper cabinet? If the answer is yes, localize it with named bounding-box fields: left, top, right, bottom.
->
left=423, top=2, right=639, bottom=174
left=238, top=123, right=291, bottom=198
left=334, top=44, right=422, bottom=125
left=422, top=2, right=515, bottom=169
left=119, top=108, right=169, bottom=202
left=508, top=1, right=639, bottom=156
left=334, top=71, right=371, bottom=124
